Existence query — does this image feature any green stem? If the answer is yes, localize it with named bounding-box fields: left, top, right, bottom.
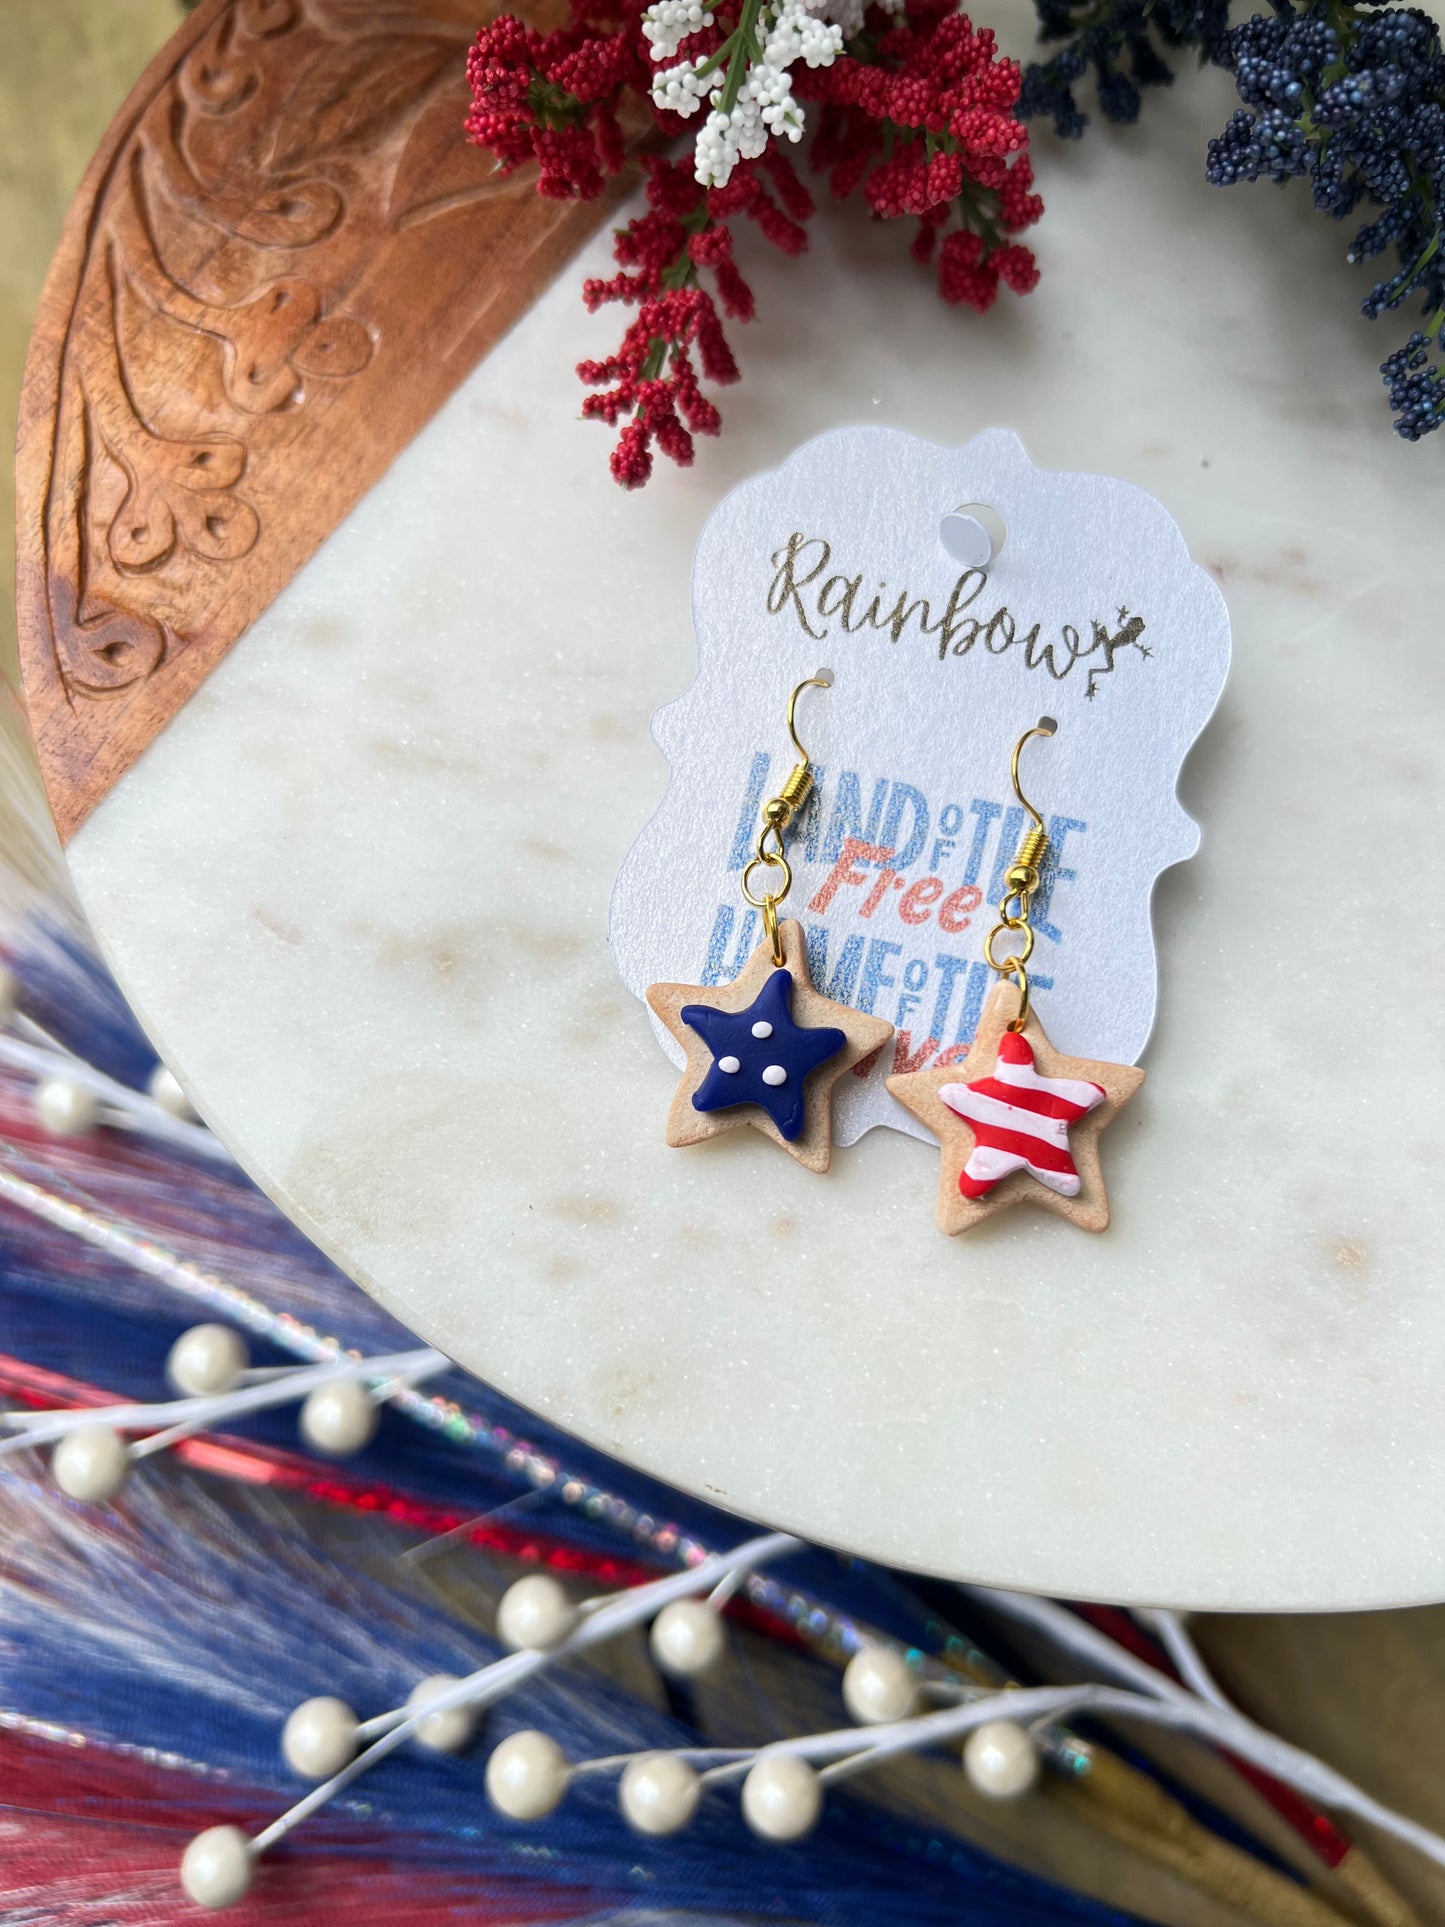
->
left=877, top=119, right=1008, bottom=253
left=952, top=170, right=1006, bottom=253
left=1406, top=159, right=1441, bottom=265
left=637, top=205, right=710, bottom=386
left=716, top=0, right=766, bottom=119
left=527, top=74, right=586, bottom=132
left=1318, top=0, right=1354, bottom=88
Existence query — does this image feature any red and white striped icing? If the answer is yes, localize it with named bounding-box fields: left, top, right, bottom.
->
left=938, top=1030, right=1106, bottom=1201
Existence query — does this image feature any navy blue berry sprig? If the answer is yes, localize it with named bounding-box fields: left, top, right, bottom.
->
left=1021, top=0, right=1445, bottom=441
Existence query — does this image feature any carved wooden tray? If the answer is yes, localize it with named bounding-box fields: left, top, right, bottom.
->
left=15, top=0, right=625, bottom=839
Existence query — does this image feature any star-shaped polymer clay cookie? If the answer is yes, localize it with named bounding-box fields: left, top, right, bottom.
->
left=646, top=918, right=893, bottom=1172
left=887, top=979, right=1144, bottom=1234
left=680, top=968, right=846, bottom=1143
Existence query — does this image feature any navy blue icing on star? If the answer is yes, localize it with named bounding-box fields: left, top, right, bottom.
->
left=680, top=969, right=847, bottom=1142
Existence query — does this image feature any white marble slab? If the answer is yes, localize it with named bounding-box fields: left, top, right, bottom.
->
left=65, top=19, right=1445, bottom=1608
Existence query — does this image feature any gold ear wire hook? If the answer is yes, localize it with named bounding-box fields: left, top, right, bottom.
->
left=742, top=672, right=832, bottom=966
left=786, top=672, right=830, bottom=766
left=1010, top=719, right=1055, bottom=834
left=768, top=670, right=831, bottom=831
left=1006, top=718, right=1056, bottom=895
left=986, top=718, right=1057, bottom=1031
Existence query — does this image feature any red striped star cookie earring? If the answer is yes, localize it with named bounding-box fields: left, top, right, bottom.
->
left=887, top=721, right=1145, bottom=1234
left=646, top=673, right=893, bottom=1173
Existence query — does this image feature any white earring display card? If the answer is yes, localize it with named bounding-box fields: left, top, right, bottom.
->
left=611, top=426, right=1232, bottom=1146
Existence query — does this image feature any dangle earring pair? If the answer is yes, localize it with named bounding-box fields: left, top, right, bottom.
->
left=645, top=677, right=1145, bottom=1234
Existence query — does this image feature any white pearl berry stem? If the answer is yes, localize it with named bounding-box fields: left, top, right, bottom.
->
left=148, top=1063, right=198, bottom=1119
left=650, top=1597, right=727, bottom=1678
left=282, top=1697, right=361, bottom=1780
left=167, top=1323, right=250, bottom=1398
left=963, top=1720, right=1040, bottom=1799
left=180, top=1826, right=254, bottom=1908
left=741, top=1750, right=823, bottom=1841
left=962, top=1588, right=1445, bottom=1873
left=191, top=1557, right=1445, bottom=1901
left=0, top=1348, right=446, bottom=1458
left=695, top=1684, right=1115, bottom=1797
left=34, top=1076, right=99, bottom=1137
left=299, top=1377, right=379, bottom=1457
left=581, top=1666, right=1445, bottom=1841
left=485, top=1729, right=571, bottom=1819
left=496, top=1573, right=579, bottom=1651
left=0, top=1031, right=230, bottom=1162
left=240, top=1533, right=799, bottom=1871
left=842, top=1646, right=920, bottom=1725
left=1136, top=1605, right=1235, bottom=1711
left=51, top=1424, right=130, bottom=1501
left=406, top=1674, right=481, bottom=1753
left=619, top=1751, right=703, bottom=1836
left=569, top=1744, right=751, bottom=1779
left=703, top=1676, right=1445, bottom=1878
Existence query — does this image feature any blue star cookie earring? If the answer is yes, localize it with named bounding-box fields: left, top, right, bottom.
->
left=646, top=674, right=893, bottom=1173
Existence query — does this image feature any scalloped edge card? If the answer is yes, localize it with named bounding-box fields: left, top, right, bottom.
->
left=610, top=426, right=1231, bottom=1147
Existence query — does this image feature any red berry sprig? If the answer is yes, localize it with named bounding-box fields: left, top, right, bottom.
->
left=466, top=0, right=1041, bottom=487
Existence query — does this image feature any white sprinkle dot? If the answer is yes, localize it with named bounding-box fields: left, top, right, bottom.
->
left=762, top=1065, right=787, bottom=1087
left=719, top=1055, right=741, bottom=1074
left=752, top=1021, right=773, bottom=1039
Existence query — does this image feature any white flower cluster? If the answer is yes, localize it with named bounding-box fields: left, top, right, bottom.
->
left=691, top=90, right=769, bottom=185
left=644, top=0, right=717, bottom=61
left=646, top=0, right=847, bottom=188
left=761, top=0, right=845, bottom=69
